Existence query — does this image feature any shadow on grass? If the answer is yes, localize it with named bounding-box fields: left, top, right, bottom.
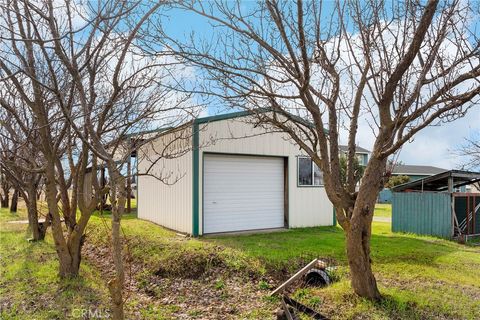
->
left=0, top=225, right=108, bottom=319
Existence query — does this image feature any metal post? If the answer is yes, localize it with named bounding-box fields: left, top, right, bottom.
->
left=467, top=194, right=471, bottom=235
left=474, top=195, right=476, bottom=235
left=451, top=194, right=456, bottom=237
left=127, top=154, right=132, bottom=213
left=449, top=175, right=454, bottom=237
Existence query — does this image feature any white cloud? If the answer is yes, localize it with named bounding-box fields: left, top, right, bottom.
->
left=254, top=8, right=480, bottom=170
left=394, top=107, right=480, bottom=169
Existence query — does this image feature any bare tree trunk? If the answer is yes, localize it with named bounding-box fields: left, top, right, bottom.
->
left=1, top=187, right=9, bottom=208
left=43, top=166, right=75, bottom=277
left=107, top=168, right=126, bottom=320
left=28, top=199, right=41, bottom=241
left=343, top=156, right=386, bottom=300
left=27, top=202, right=48, bottom=241
left=100, top=169, right=106, bottom=210
left=67, top=233, right=85, bottom=276
left=346, top=221, right=380, bottom=299
left=44, top=165, right=90, bottom=276
left=25, top=185, right=48, bottom=241
left=9, top=189, right=18, bottom=213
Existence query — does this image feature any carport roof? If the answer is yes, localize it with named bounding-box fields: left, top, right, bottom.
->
left=392, top=164, right=446, bottom=176
left=392, top=170, right=480, bottom=192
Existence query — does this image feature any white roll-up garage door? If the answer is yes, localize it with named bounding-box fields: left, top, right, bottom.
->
left=203, top=154, right=285, bottom=234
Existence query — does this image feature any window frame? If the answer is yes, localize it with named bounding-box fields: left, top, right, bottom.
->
left=297, top=156, right=324, bottom=187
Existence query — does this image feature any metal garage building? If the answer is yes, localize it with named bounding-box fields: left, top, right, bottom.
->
left=392, top=170, right=480, bottom=240
left=136, top=111, right=335, bottom=236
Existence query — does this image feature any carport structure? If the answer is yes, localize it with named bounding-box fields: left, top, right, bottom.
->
left=392, top=170, right=480, bottom=240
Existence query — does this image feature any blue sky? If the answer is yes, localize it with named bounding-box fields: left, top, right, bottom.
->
left=160, top=3, right=480, bottom=170
left=388, top=109, right=480, bottom=170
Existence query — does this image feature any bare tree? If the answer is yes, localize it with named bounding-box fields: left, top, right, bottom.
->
left=16, top=1, right=195, bottom=318
left=456, top=131, right=480, bottom=170
left=164, top=0, right=480, bottom=299
left=1, top=1, right=198, bottom=318
left=9, top=189, right=18, bottom=212
left=0, top=108, right=48, bottom=240
left=0, top=0, right=102, bottom=278
left=0, top=167, right=10, bottom=208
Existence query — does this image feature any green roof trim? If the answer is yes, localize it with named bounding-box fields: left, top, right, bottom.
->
left=333, top=207, right=337, bottom=226
left=136, top=152, right=139, bottom=218
left=192, top=122, right=200, bottom=237
left=193, top=108, right=329, bottom=134
left=194, top=110, right=258, bottom=124
left=128, top=108, right=329, bottom=142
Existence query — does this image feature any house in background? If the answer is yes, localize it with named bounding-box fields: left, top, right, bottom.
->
left=136, top=110, right=368, bottom=236
left=391, top=164, right=447, bottom=182
left=378, top=164, right=448, bottom=203
left=339, top=145, right=370, bottom=166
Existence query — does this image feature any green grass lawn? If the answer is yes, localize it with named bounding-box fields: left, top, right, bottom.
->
left=211, top=222, right=480, bottom=319
left=0, top=207, right=110, bottom=319
left=374, top=203, right=392, bottom=218
left=1, top=204, right=479, bottom=319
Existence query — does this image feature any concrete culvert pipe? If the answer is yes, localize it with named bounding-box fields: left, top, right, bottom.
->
left=304, top=268, right=331, bottom=287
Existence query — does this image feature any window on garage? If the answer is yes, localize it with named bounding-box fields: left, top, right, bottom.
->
left=298, top=156, right=323, bottom=186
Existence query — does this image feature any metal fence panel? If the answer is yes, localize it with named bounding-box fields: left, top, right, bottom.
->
left=392, top=192, right=452, bottom=238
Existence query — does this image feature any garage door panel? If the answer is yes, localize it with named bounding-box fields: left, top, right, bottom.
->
left=203, top=154, right=285, bottom=234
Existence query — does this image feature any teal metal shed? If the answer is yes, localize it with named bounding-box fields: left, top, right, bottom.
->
left=392, top=170, right=480, bottom=240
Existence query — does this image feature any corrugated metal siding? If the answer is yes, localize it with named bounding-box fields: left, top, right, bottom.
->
left=137, top=127, right=193, bottom=234
left=198, top=117, right=333, bottom=234
left=392, top=192, right=452, bottom=238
